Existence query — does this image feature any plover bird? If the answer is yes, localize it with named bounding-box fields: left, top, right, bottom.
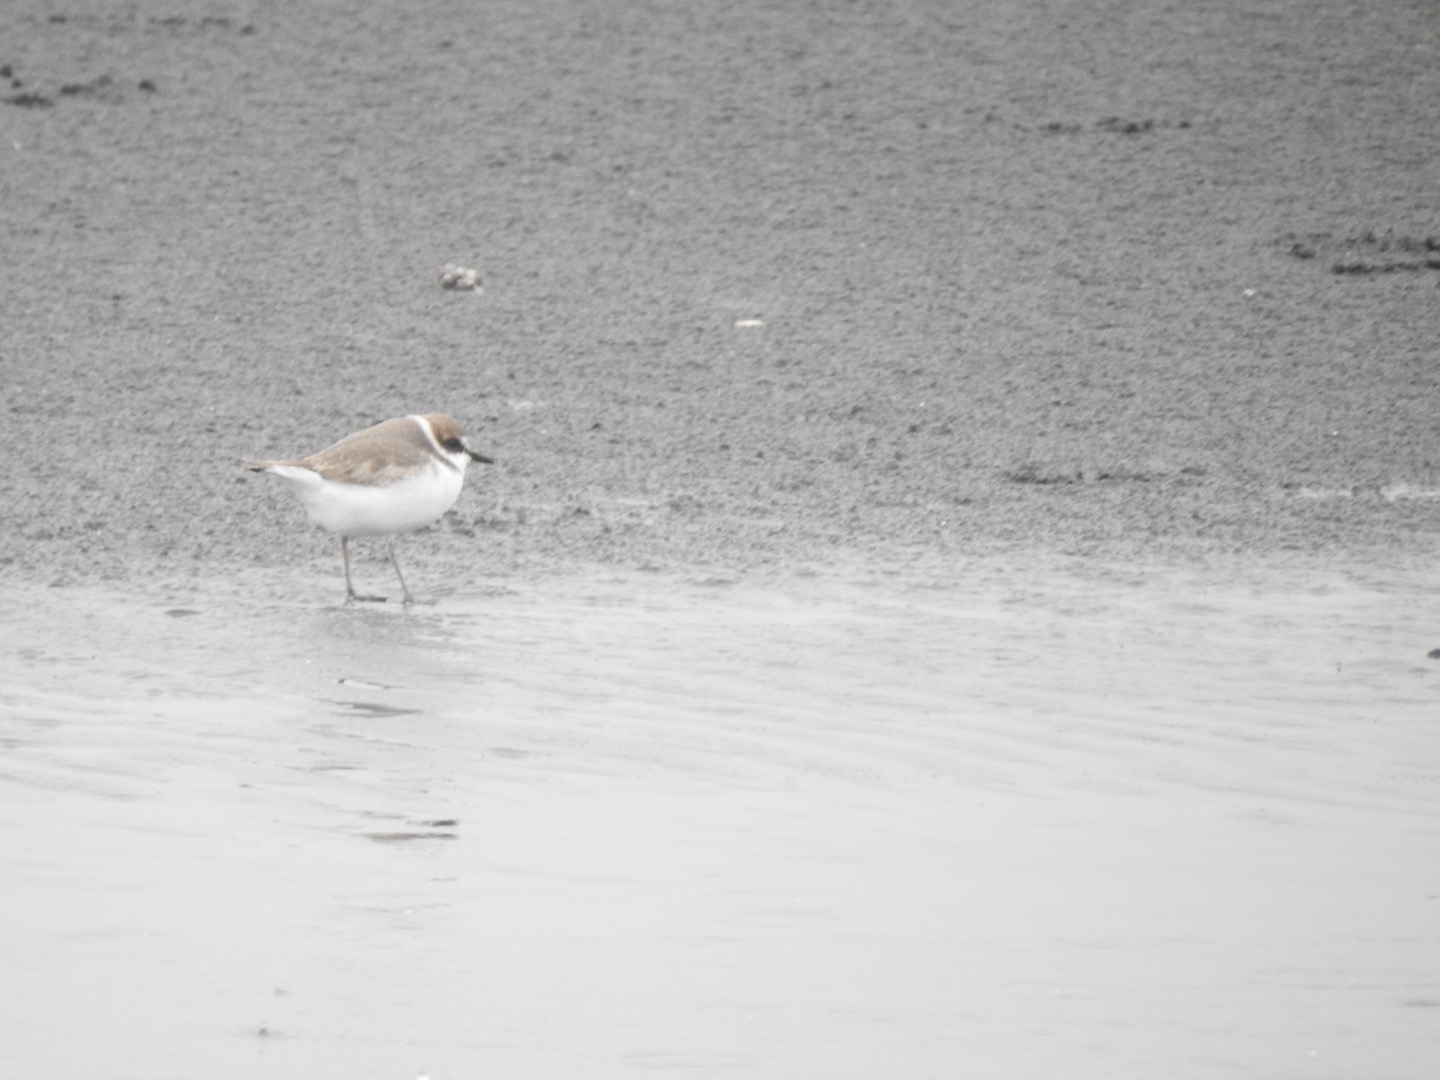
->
left=246, top=413, right=492, bottom=604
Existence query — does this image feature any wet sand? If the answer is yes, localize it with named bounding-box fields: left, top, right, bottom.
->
left=1, top=0, right=1438, bottom=582
left=2, top=0, right=1440, bottom=1076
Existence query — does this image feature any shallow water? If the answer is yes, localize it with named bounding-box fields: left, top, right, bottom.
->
left=2, top=558, right=1438, bottom=1079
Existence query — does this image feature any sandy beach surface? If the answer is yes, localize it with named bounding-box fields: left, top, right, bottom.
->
left=2, top=0, right=1439, bottom=1077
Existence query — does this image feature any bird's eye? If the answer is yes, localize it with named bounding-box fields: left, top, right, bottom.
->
left=442, top=437, right=462, bottom=451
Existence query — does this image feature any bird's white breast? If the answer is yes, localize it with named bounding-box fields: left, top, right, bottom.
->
left=267, top=458, right=466, bottom=538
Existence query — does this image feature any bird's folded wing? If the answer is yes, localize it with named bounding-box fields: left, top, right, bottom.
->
left=301, top=417, right=439, bottom=486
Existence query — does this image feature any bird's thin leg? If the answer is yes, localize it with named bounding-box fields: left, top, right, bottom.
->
left=340, top=535, right=356, bottom=601
left=385, top=537, right=416, bottom=605
left=341, top=535, right=387, bottom=603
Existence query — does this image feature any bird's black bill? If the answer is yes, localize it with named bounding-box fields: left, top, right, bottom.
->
left=468, top=448, right=494, bottom=464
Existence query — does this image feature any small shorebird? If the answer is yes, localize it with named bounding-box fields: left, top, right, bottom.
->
left=246, top=413, right=492, bottom=604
